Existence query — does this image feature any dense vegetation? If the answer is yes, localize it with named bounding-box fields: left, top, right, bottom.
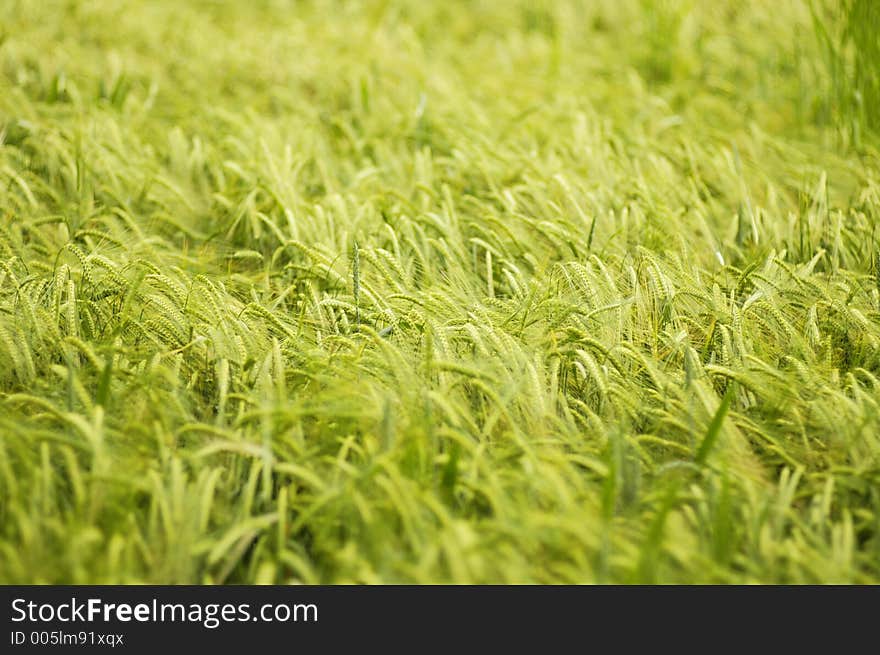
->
left=1, top=0, right=878, bottom=583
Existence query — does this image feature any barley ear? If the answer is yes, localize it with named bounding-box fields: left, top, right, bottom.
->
left=352, top=240, right=360, bottom=330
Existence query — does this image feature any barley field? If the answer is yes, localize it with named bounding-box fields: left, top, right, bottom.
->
left=1, top=0, right=878, bottom=584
